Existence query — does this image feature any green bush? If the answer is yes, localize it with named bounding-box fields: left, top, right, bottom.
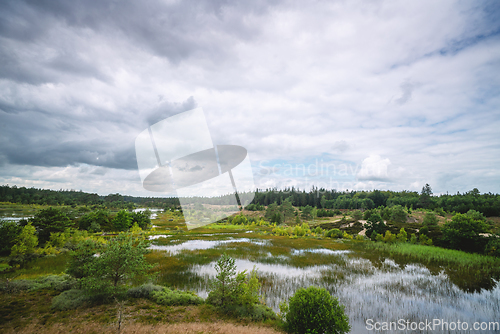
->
left=280, top=286, right=350, bottom=334
left=325, top=229, right=342, bottom=238
left=151, top=287, right=204, bottom=306
left=127, top=283, right=163, bottom=298
left=423, top=212, right=438, bottom=226
left=0, top=274, right=76, bottom=293
left=52, top=289, right=89, bottom=310
left=485, top=238, right=500, bottom=257
left=232, top=303, right=277, bottom=321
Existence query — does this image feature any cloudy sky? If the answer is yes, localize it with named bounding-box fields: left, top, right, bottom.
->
left=0, top=0, right=499, bottom=197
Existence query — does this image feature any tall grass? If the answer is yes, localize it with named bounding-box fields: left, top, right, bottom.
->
left=361, top=242, right=499, bottom=268
left=359, top=242, right=500, bottom=292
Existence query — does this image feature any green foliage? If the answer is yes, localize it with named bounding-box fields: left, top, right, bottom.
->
left=232, top=214, right=249, bottom=225
left=423, top=212, right=438, bottom=226
left=485, top=238, right=500, bottom=257
left=419, top=226, right=429, bottom=235
left=280, top=199, right=295, bottom=223
left=419, top=234, right=433, bottom=246
left=382, top=231, right=396, bottom=243
left=207, top=254, right=266, bottom=318
left=51, top=289, right=89, bottom=310
left=0, top=220, right=23, bottom=256
left=265, top=203, right=280, bottom=221
left=245, top=203, right=265, bottom=211
left=1, top=274, right=76, bottom=293
left=280, top=286, right=350, bottom=334
left=434, top=207, right=446, bottom=216
left=67, top=239, right=102, bottom=279
left=48, top=228, right=91, bottom=250
left=365, top=213, right=386, bottom=238
left=113, top=210, right=133, bottom=231
left=390, top=205, right=407, bottom=223
left=441, top=212, right=489, bottom=252
left=363, top=209, right=373, bottom=220
left=410, top=233, right=418, bottom=244
left=151, top=287, right=204, bottom=306
left=79, top=234, right=152, bottom=296
left=127, top=283, right=163, bottom=298
left=206, top=253, right=240, bottom=307
left=293, top=223, right=311, bottom=237
left=131, top=209, right=152, bottom=230
left=10, top=222, right=38, bottom=267
left=324, top=228, right=341, bottom=238
left=301, top=205, right=313, bottom=220
left=30, top=207, right=74, bottom=244
left=351, top=210, right=363, bottom=221
left=397, top=228, right=407, bottom=243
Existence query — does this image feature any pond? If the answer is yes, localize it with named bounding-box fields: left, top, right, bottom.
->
left=149, top=236, right=500, bottom=334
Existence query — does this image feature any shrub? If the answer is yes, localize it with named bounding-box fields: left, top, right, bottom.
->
left=351, top=210, right=363, bottom=221
left=396, top=228, right=407, bottom=242
left=423, top=212, right=438, bottom=226
left=52, top=289, right=89, bottom=310
left=151, top=287, right=204, bottom=306
left=0, top=274, right=76, bottom=293
left=280, top=286, right=350, bottom=334
left=382, top=231, right=396, bottom=243
left=485, top=238, right=500, bottom=257
left=390, top=205, right=407, bottom=223
left=355, top=234, right=365, bottom=241
left=325, top=229, right=342, bottom=238
left=127, top=283, right=163, bottom=298
left=441, top=213, right=489, bottom=252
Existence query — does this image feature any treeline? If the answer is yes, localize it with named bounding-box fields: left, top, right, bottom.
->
left=0, top=185, right=179, bottom=209
left=250, top=185, right=500, bottom=216
left=2, top=184, right=500, bottom=217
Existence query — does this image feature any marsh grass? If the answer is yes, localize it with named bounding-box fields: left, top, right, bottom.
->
left=1, top=253, right=70, bottom=280
left=358, top=242, right=500, bottom=291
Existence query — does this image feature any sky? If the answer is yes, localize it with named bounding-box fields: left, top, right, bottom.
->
left=0, top=0, right=499, bottom=197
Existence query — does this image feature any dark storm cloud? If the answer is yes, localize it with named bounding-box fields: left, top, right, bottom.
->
left=0, top=0, right=276, bottom=169
left=0, top=0, right=274, bottom=65
left=0, top=94, right=197, bottom=170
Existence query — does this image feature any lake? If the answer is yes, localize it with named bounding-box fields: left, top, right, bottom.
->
left=148, top=234, right=500, bottom=334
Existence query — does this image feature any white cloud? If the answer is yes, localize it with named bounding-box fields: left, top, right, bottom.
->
left=0, top=0, right=499, bottom=195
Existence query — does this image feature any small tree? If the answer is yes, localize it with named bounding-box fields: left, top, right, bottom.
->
left=207, top=254, right=262, bottom=311
left=390, top=205, right=407, bottom=223
left=280, top=286, right=350, bottom=334
left=301, top=205, right=313, bottom=220
left=0, top=220, right=23, bottom=256
left=397, top=228, right=407, bottom=242
left=207, top=253, right=240, bottom=307
left=280, top=200, right=295, bottom=224
left=10, top=222, right=38, bottom=267
left=441, top=213, right=489, bottom=252
left=351, top=210, right=363, bottom=221
left=113, top=210, right=133, bottom=231
left=365, top=213, right=386, bottom=237
left=31, top=207, right=73, bottom=244
left=423, top=212, right=438, bottom=226
left=80, top=234, right=152, bottom=296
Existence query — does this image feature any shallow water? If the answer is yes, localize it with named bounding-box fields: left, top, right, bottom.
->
left=151, top=237, right=500, bottom=333
left=149, top=237, right=268, bottom=254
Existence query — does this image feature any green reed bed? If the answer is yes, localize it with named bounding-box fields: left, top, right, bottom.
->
left=358, top=242, right=500, bottom=292
left=360, top=242, right=499, bottom=268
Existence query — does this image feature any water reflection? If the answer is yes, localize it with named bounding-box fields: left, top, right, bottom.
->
left=151, top=239, right=500, bottom=334
left=149, top=238, right=268, bottom=254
